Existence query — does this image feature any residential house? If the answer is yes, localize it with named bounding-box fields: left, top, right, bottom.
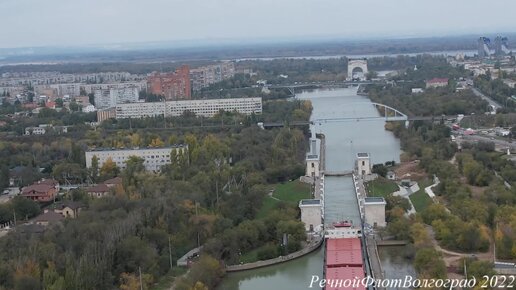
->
left=21, top=179, right=59, bottom=202
left=32, top=211, right=65, bottom=226
left=85, top=184, right=111, bottom=198
left=48, top=201, right=84, bottom=218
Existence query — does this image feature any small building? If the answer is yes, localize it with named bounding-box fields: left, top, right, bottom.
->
left=356, top=153, right=371, bottom=177
left=299, top=199, right=323, bottom=232
left=386, top=171, right=396, bottom=180
left=85, top=184, right=111, bottom=198
left=32, top=211, right=65, bottom=226
left=47, top=201, right=84, bottom=218
left=364, top=197, right=386, bottom=228
left=503, top=79, right=516, bottom=89
left=305, top=138, right=320, bottom=178
left=426, top=78, right=449, bottom=89
left=411, top=88, right=424, bottom=94
left=103, top=177, right=123, bottom=188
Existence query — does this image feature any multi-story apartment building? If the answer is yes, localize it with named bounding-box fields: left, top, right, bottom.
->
left=148, top=65, right=191, bottom=101
left=85, top=145, right=188, bottom=172
left=94, top=86, right=139, bottom=109
left=82, top=81, right=147, bottom=95
left=190, top=62, right=235, bottom=91
left=97, top=108, right=116, bottom=122
left=34, top=83, right=82, bottom=97
left=114, top=97, right=262, bottom=119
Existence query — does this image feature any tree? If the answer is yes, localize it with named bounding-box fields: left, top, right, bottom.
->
left=55, top=98, right=64, bottom=108
left=69, top=101, right=80, bottom=112
left=12, top=197, right=41, bottom=220
left=366, top=71, right=378, bottom=80
left=99, top=157, right=120, bottom=180
left=90, top=155, right=99, bottom=181
left=149, top=137, right=164, bottom=148
left=123, top=156, right=145, bottom=188
left=0, top=165, right=9, bottom=191
left=119, top=272, right=153, bottom=290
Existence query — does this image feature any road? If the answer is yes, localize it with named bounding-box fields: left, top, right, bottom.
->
left=460, top=134, right=516, bottom=150
left=472, top=87, right=502, bottom=110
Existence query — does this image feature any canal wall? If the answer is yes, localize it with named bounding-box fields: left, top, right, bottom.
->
left=225, top=236, right=323, bottom=272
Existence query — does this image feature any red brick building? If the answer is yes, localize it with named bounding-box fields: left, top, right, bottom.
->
left=148, top=65, right=191, bottom=101
left=21, top=179, right=59, bottom=202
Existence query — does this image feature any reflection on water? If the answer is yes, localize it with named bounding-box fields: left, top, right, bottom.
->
left=378, top=246, right=417, bottom=290
left=218, top=248, right=323, bottom=290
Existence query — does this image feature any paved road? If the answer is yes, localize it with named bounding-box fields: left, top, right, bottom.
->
left=472, top=87, right=502, bottom=110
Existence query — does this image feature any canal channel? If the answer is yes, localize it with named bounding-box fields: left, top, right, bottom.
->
left=218, top=87, right=415, bottom=290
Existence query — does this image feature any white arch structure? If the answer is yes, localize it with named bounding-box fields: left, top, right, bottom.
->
left=312, top=102, right=408, bottom=124
left=347, top=59, right=368, bottom=81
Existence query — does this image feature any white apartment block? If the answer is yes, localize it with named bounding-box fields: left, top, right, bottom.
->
left=85, top=146, right=188, bottom=172
left=190, top=62, right=235, bottom=91
left=34, top=83, right=82, bottom=97
left=94, top=87, right=139, bottom=109
left=115, top=97, right=262, bottom=119
left=82, top=81, right=147, bottom=94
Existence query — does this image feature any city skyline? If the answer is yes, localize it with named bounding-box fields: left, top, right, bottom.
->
left=1, top=0, right=516, bottom=49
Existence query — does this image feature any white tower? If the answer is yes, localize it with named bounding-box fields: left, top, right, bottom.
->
left=356, top=153, right=371, bottom=176
left=306, top=138, right=320, bottom=177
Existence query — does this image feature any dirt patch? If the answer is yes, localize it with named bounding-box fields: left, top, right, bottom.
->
left=394, top=160, right=427, bottom=180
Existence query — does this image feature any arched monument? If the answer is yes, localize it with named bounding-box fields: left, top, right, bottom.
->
left=347, top=59, right=368, bottom=81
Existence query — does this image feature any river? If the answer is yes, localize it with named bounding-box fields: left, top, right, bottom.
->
left=218, top=87, right=415, bottom=290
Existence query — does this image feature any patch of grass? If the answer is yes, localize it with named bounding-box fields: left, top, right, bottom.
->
left=256, top=180, right=311, bottom=219
left=256, top=196, right=280, bottom=219
left=410, top=180, right=434, bottom=212
left=272, top=180, right=311, bottom=204
left=366, top=177, right=399, bottom=197
left=151, top=267, right=188, bottom=290
left=238, top=246, right=262, bottom=264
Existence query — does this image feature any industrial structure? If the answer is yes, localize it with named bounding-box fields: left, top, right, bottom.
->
left=478, top=36, right=511, bottom=58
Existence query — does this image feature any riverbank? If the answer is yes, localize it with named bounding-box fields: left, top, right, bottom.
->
left=226, top=236, right=323, bottom=272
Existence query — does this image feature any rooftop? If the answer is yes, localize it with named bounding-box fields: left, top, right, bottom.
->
left=86, top=144, right=187, bottom=152
left=426, top=78, right=449, bottom=83
left=357, top=152, right=369, bottom=158
left=364, top=197, right=387, bottom=204
left=85, top=184, right=110, bottom=193
left=32, top=211, right=65, bottom=223
left=299, top=199, right=321, bottom=206
left=103, top=176, right=123, bottom=185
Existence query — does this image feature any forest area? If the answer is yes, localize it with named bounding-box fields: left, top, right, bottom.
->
left=0, top=99, right=313, bottom=290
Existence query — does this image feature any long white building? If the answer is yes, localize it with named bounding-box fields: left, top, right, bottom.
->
left=114, top=97, right=262, bottom=119
left=85, top=145, right=188, bottom=172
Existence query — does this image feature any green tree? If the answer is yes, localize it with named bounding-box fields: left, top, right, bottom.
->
left=90, top=155, right=99, bottom=182
left=99, top=157, right=120, bottom=181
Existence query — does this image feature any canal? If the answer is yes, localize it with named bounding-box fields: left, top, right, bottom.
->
left=218, top=87, right=415, bottom=290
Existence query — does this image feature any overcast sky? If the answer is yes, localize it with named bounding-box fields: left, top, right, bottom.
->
left=1, top=0, right=516, bottom=48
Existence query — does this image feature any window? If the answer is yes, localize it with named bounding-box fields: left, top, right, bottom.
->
left=362, top=161, right=365, bottom=166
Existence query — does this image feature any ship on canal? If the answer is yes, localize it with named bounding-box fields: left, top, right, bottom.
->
left=323, top=221, right=366, bottom=290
